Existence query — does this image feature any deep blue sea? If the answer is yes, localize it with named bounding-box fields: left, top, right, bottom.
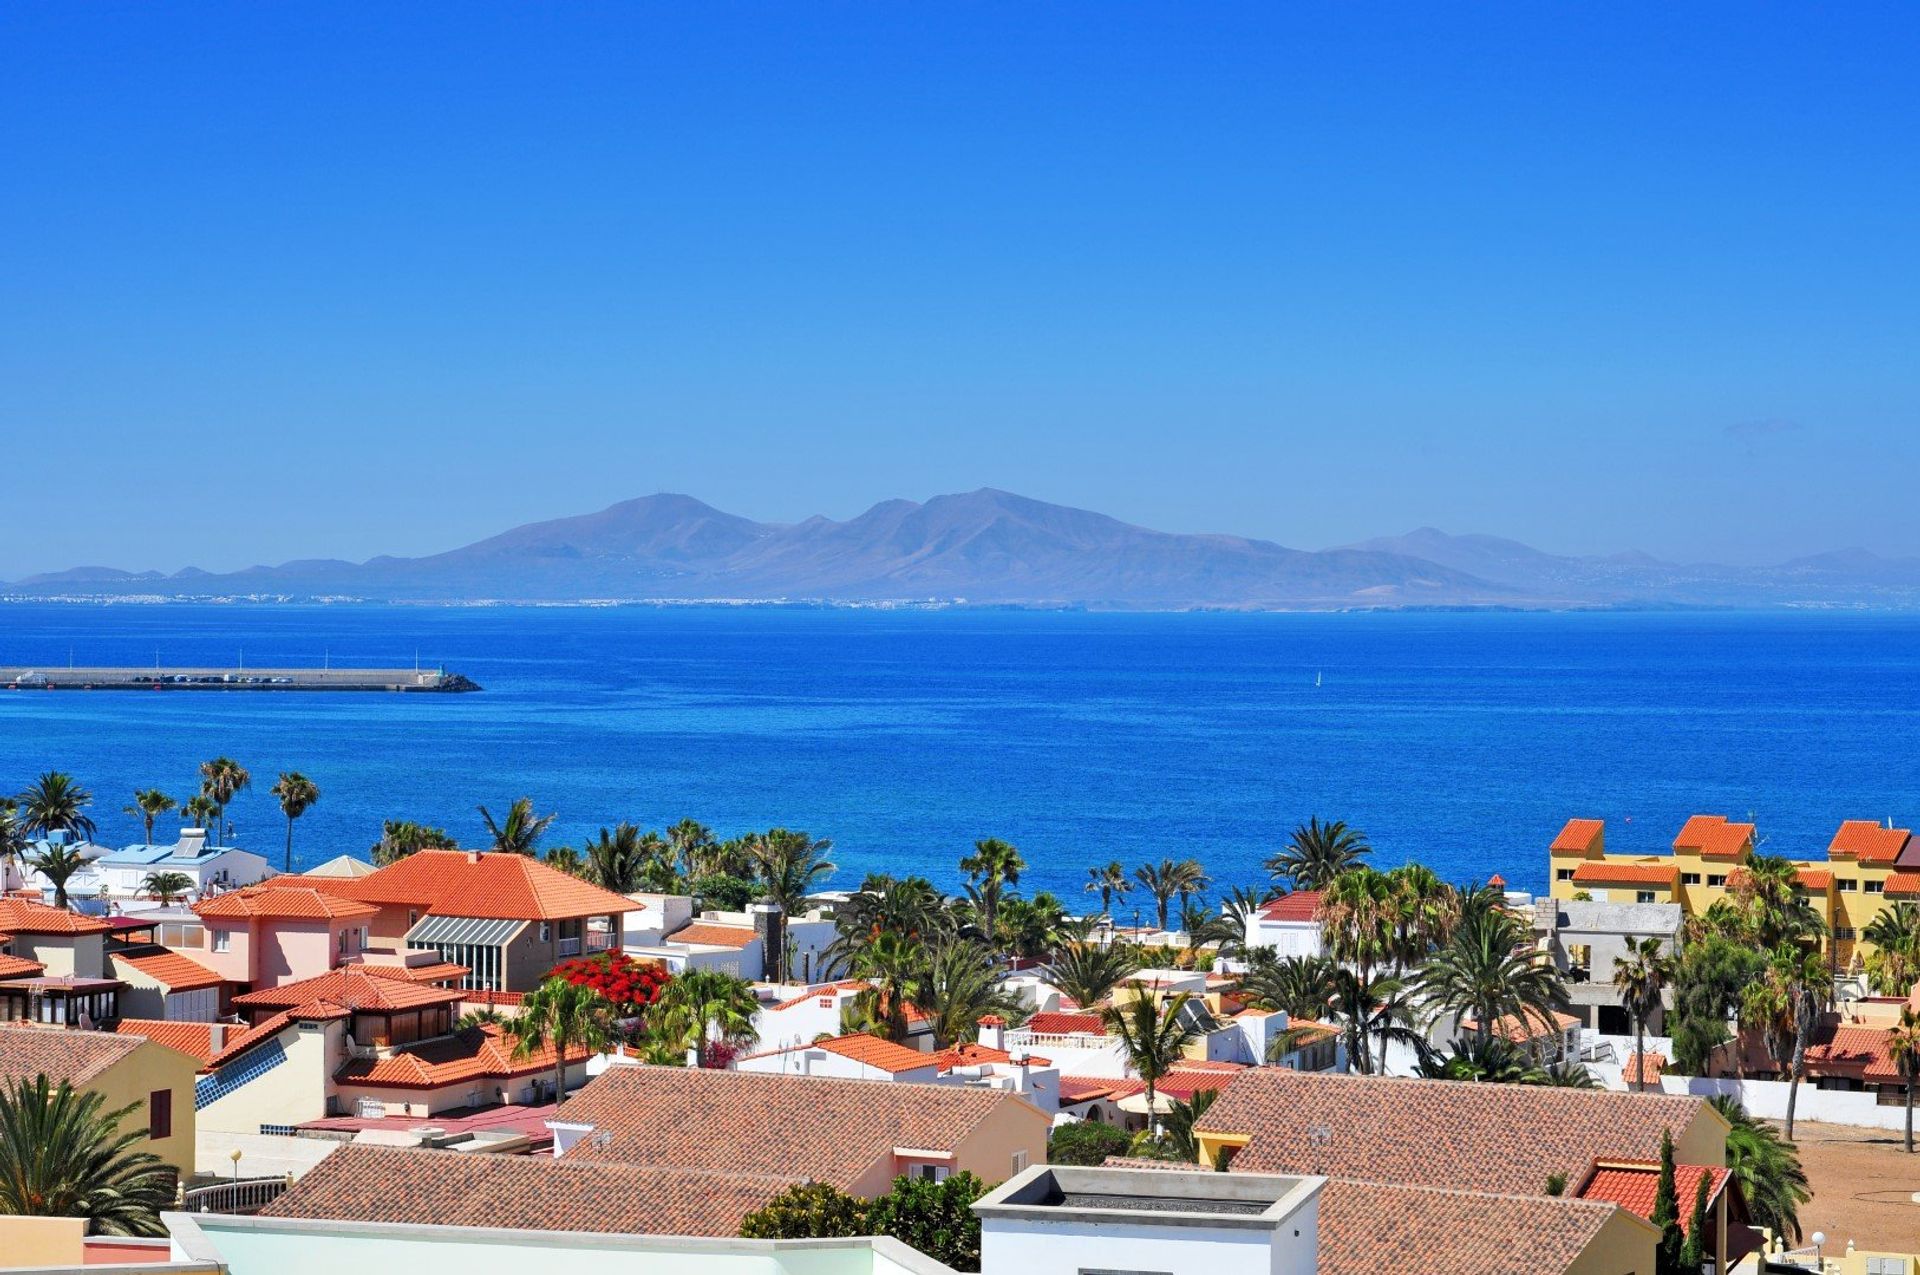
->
left=2, top=605, right=1917, bottom=902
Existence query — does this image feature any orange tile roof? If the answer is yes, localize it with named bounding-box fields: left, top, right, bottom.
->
left=1622, top=1051, right=1666, bottom=1086
left=0, top=1025, right=142, bottom=1085
left=1024, top=1011, right=1107, bottom=1036
left=115, top=1018, right=221, bottom=1066
left=207, top=1003, right=352, bottom=1068
left=1256, top=891, right=1323, bottom=922
left=312, top=850, right=642, bottom=921
left=1318, top=1178, right=1632, bottom=1275
left=1886, top=872, right=1920, bottom=897
left=1805, top=1024, right=1898, bottom=1081
left=1577, top=1162, right=1729, bottom=1236
left=1725, top=866, right=1833, bottom=892
left=195, top=885, right=378, bottom=921
left=768, top=980, right=868, bottom=1012
left=1551, top=819, right=1606, bottom=853
left=1829, top=820, right=1911, bottom=864
left=1059, top=1062, right=1247, bottom=1105
left=0, top=953, right=45, bottom=979
left=931, top=1042, right=1016, bottom=1071
left=1461, top=1010, right=1580, bottom=1044
left=0, top=898, right=109, bottom=935
left=334, top=1023, right=589, bottom=1088
left=667, top=923, right=757, bottom=948
left=111, top=947, right=223, bottom=991
left=264, top=1144, right=799, bottom=1238
left=1673, top=815, right=1753, bottom=860
left=356, top=960, right=469, bottom=984
left=809, top=1032, right=938, bottom=1074
left=1570, top=862, right=1676, bottom=887
left=232, top=967, right=462, bottom=1014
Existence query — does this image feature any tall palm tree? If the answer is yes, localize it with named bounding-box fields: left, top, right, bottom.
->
left=959, top=839, right=1024, bottom=946
left=844, top=931, right=928, bottom=1043
left=269, top=772, right=319, bottom=872
left=0, top=1076, right=175, bottom=1235
left=1046, top=940, right=1140, bottom=1009
left=1133, top=859, right=1195, bottom=932
left=1864, top=903, right=1920, bottom=996
left=1263, top=817, right=1370, bottom=890
left=1742, top=943, right=1831, bottom=1141
left=478, top=797, right=556, bottom=855
left=1711, top=1094, right=1810, bottom=1242
left=19, top=771, right=96, bottom=842
left=123, top=789, right=175, bottom=846
left=920, top=941, right=1025, bottom=1048
left=823, top=875, right=954, bottom=976
left=181, top=795, right=219, bottom=832
left=1417, top=905, right=1568, bottom=1061
left=0, top=801, right=26, bottom=889
left=541, top=846, right=587, bottom=877
left=1085, top=861, right=1131, bottom=919
left=1888, top=1006, right=1920, bottom=1154
left=1327, top=967, right=1423, bottom=1076
left=1612, top=936, right=1671, bottom=1091
left=1103, top=991, right=1202, bottom=1121
left=1170, top=858, right=1210, bottom=917
left=197, top=757, right=250, bottom=843
left=666, top=818, right=718, bottom=877
left=750, top=829, right=836, bottom=979
left=1731, top=854, right=1824, bottom=950
left=1162, top=1088, right=1219, bottom=1165
left=652, top=969, right=760, bottom=1064
left=584, top=823, right=647, bottom=893
left=1319, top=866, right=1396, bottom=988
left=1240, top=951, right=1339, bottom=1021
left=510, top=976, right=616, bottom=1102
left=27, top=843, right=89, bottom=908
left=996, top=893, right=1066, bottom=962
left=1385, top=863, right=1459, bottom=971
left=139, top=871, right=194, bottom=906
left=370, top=819, right=456, bottom=865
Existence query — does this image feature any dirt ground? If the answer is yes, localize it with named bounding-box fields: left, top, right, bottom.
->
left=1777, top=1120, right=1920, bottom=1253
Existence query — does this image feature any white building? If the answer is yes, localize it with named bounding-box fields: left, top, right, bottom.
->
left=1242, top=890, right=1324, bottom=957
left=82, top=829, right=275, bottom=902
left=626, top=903, right=837, bottom=983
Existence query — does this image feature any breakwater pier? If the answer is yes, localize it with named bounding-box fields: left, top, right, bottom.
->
left=0, top=666, right=480, bottom=692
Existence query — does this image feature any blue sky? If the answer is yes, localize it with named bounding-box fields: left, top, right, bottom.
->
left=2, top=4, right=1916, bottom=576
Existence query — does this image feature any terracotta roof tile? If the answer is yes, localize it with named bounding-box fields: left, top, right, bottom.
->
left=0, top=953, right=45, bottom=979
left=206, top=1002, right=352, bottom=1068
left=1886, top=872, right=1920, bottom=897
left=262, top=1143, right=796, bottom=1237
left=813, top=1033, right=938, bottom=1074
left=557, top=1064, right=1043, bottom=1190
left=1673, top=815, right=1754, bottom=860
left=1024, top=1011, right=1107, bottom=1036
left=1623, top=1052, right=1666, bottom=1086
left=0, top=899, right=109, bottom=935
left=194, top=885, right=379, bottom=921
left=111, top=947, right=223, bottom=991
left=1577, top=1162, right=1729, bottom=1236
left=115, top=1019, right=221, bottom=1066
left=1570, top=862, right=1677, bottom=886
left=232, top=967, right=461, bottom=1014
left=1829, top=820, right=1911, bottom=864
left=1726, top=866, right=1833, bottom=892
left=1805, top=1024, right=1896, bottom=1081
left=309, top=850, right=641, bottom=921
left=334, top=1023, right=589, bottom=1088
left=667, top=922, right=757, bottom=948
left=1256, top=891, right=1323, bottom=922
left=357, top=961, right=470, bottom=985
left=768, top=980, right=868, bottom=1012
left=1198, top=1068, right=1715, bottom=1196
left=0, top=1024, right=142, bottom=1085
left=1318, top=1178, right=1634, bottom=1275
left=1551, top=819, right=1606, bottom=853
left=1460, top=1010, right=1580, bottom=1044
left=932, top=1042, right=1013, bottom=1071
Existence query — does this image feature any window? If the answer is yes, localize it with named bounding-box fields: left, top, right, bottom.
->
left=1680, top=872, right=1701, bottom=886
left=211, top=930, right=232, bottom=953
left=1835, top=927, right=1857, bottom=940
left=1011, top=1150, right=1029, bottom=1175
left=337, top=929, right=351, bottom=954
left=1865, top=1257, right=1909, bottom=1275
left=1636, top=891, right=1657, bottom=904
left=148, top=1088, right=172, bottom=1140
left=538, top=922, right=552, bottom=943
left=1866, top=880, right=1885, bottom=894
left=1838, top=878, right=1858, bottom=892
left=1556, top=868, right=1576, bottom=882
left=1707, top=875, right=1727, bottom=887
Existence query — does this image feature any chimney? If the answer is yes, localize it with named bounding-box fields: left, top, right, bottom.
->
left=464, top=850, right=479, bottom=864
left=979, top=1014, right=1006, bottom=1051
left=209, top=1022, right=227, bottom=1051
left=750, top=901, right=785, bottom=982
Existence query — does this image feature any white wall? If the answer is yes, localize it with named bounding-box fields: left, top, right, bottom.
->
left=980, top=1210, right=1317, bottom=1275
left=734, top=1046, right=938, bottom=1084
left=1650, top=1074, right=1915, bottom=1133
left=1245, top=919, right=1322, bottom=959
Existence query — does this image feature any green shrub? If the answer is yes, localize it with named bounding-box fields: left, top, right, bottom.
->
left=867, top=1172, right=987, bottom=1273
left=1047, top=1120, right=1132, bottom=1166
left=739, top=1181, right=869, bottom=1240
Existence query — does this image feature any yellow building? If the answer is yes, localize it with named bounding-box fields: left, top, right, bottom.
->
left=0, top=1024, right=200, bottom=1182
left=1547, top=815, right=1919, bottom=970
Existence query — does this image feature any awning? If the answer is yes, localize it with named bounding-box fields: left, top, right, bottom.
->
left=405, top=915, right=524, bottom=946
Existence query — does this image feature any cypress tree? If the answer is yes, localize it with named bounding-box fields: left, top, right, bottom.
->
left=1652, top=1130, right=1685, bottom=1275
left=1678, top=1169, right=1711, bottom=1272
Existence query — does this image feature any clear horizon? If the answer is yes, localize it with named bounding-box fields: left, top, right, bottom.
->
left=3, top=4, right=1916, bottom=577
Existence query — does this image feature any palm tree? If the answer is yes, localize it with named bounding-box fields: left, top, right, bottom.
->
left=19, top=771, right=96, bottom=841
left=139, top=871, right=194, bottom=905
left=1417, top=905, right=1568, bottom=1061
left=269, top=772, right=319, bottom=872
left=666, top=818, right=718, bottom=877
left=478, top=797, right=556, bottom=855
left=1742, top=943, right=1831, bottom=1141
left=1161, top=1088, right=1219, bottom=1164
left=1711, top=1094, right=1810, bottom=1242
left=123, top=789, right=175, bottom=846
left=0, top=1077, right=175, bottom=1235
left=959, top=839, right=1024, bottom=945
left=750, top=829, right=836, bottom=978
left=1046, top=940, right=1140, bottom=1009
left=1171, top=858, right=1210, bottom=917
left=1133, top=859, right=1198, bottom=933
left=1085, top=861, right=1131, bottom=919
left=920, top=941, right=1025, bottom=1048
left=1213, top=885, right=1278, bottom=959
left=1241, top=951, right=1339, bottom=1021
left=1612, top=936, right=1671, bottom=1091
left=1326, top=967, right=1423, bottom=1076
left=996, top=893, right=1066, bottom=962
left=652, top=969, right=760, bottom=1064
left=1731, top=854, right=1824, bottom=950
left=370, top=819, right=456, bottom=865
left=1864, top=903, right=1920, bottom=996
left=1264, top=817, right=1370, bottom=890
left=1385, top=863, right=1459, bottom=971
left=1887, top=1006, right=1920, bottom=1154
left=584, top=823, right=647, bottom=893
left=510, top=976, right=616, bottom=1102
left=542, top=846, right=587, bottom=877
left=0, top=801, right=26, bottom=889
left=823, top=875, right=954, bottom=976
left=197, top=757, right=250, bottom=843
left=27, top=843, right=89, bottom=908
left=844, top=931, right=928, bottom=1043
left=1319, top=865, right=1395, bottom=983
left=182, top=795, right=219, bottom=832
left=1103, top=991, right=1201, bottom=1122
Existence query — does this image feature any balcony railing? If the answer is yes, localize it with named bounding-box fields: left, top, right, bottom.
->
left=557, top=937, right=583, bottom=957
left=182, top=1175, right=291, bottom=1215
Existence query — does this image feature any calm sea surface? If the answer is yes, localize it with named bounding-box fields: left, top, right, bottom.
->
left=1, top=605, right=1916, bottom=901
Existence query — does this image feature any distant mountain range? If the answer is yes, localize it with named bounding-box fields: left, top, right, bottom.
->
left=10, top=489, right=1920, bottom=609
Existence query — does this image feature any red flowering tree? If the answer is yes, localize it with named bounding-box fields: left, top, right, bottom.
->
left=547, top=953, right=672, bottom=1018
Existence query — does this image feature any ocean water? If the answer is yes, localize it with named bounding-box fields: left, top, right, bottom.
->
left=1, top=604, right=1917, bottom=902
